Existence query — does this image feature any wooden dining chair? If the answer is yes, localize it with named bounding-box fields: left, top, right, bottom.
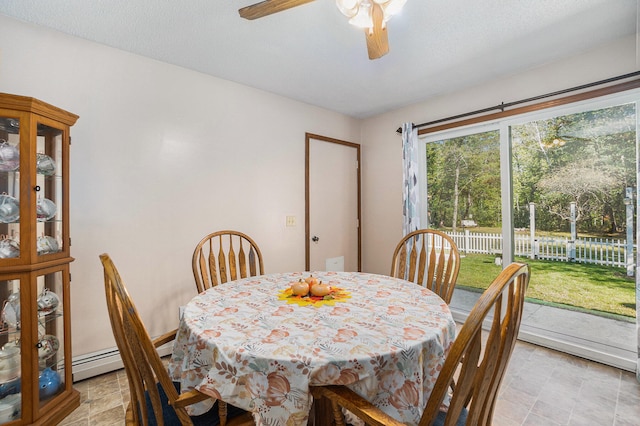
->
left=390, top=229, right=461, bottom=304
left=100, top=253, right=254, bottom=426
left=311, top=262, right=530, bottom=426
left=192, top=230, right=264, bottom=293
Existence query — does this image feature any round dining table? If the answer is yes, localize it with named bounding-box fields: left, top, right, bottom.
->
left=168, top=271, right=456, bottom=426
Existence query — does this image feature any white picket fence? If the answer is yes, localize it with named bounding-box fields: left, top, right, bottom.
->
left=447, top=230, right=632, bottom=269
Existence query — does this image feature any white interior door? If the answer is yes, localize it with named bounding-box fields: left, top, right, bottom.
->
left=306, top=133, right=360, bottom=272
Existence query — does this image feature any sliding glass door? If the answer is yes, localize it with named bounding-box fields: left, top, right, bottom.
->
left=421, top=126, right=504, bottom=296
left=419, top=90, right=639, bottom=371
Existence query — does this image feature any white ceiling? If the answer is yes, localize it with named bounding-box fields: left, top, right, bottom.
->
left=0, top=0, right=637, bottom=118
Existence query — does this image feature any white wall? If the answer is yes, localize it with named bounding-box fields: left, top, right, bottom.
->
left=360, top=34, right=638, bottom=275
left=0, top=16, right=362, bottom=357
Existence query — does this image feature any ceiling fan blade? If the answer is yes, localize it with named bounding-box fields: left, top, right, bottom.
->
left=365, top=3, right=389, bottom=59
left=239, top=0, right=315, bottom=20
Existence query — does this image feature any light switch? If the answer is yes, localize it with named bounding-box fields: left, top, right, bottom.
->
left=286, top=216, right=296, bottom=227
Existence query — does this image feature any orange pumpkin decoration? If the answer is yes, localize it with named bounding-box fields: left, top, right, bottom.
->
left=305, top=275, right=319, bottom=288
left=291, top=280, right=309, bottom=296
left=310, top=283, right=331, bottom=297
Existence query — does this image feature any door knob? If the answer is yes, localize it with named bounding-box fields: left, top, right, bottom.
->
left=312, top=236, right=319, bottom=243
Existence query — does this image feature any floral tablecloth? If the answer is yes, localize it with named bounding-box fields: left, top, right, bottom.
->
left=168, top=271, right=456, bottom=426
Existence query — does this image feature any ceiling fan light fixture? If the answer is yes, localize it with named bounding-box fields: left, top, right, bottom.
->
left=336, top=0, right=360, bottom=17
left=240, top=0, right=398, bottom=60
left=380, top=0, right=407, bottom=20
left=338, top=0, right=406, bottom=29
left=348, top=1, right=374, bottom=28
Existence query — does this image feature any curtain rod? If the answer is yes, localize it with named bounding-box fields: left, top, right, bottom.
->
left=395, top=70, right=640, bottom=134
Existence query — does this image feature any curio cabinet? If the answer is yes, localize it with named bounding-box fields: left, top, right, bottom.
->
left=0, top=93, right=79, bottom=424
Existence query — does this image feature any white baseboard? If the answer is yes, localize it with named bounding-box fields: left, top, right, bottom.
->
left=71, top=344, right=173, bottom=382
left=517, top=330, right=636, bottom=372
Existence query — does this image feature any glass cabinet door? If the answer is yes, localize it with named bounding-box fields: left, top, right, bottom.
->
left=0, top=277, right=22, bottom=424
left=0, top=117, right=21, bottom=260
left=0, top=116, right=65, bottom=261
left=36, top=269, right=65, bottom=407
left=35, top=122, right=63, bottom=258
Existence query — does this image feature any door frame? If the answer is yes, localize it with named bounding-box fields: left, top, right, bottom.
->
left=305, top=133, right=362, bottom=271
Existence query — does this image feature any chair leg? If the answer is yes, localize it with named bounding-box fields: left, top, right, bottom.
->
left=331, top=400, right=346, bottom=426
left=219, top=400, right=228, bottom=426
left=310, top=392, right=346, bottom=426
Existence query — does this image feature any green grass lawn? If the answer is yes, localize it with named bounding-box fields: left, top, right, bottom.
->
left=457, top=254, right=636, bottom=320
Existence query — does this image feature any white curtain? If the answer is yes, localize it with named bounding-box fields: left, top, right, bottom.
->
left=402, top=122, right=420, bottom=235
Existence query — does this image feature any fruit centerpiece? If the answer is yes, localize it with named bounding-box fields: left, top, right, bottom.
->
left=278, top=275, right=351, bottom=307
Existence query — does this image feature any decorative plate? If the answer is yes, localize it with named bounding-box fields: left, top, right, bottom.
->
left=37, top=236, right=60, bottom=256
left=0, top=141, right=19, bottom=172
left=1, top=293, right=20, bottom=328
left=0, top=237, right=19, bottom=259
left=37, top=289, right=60, bottom=315
left=36, top=198, right=56, bottom=222
left=0, top=195, right=19, bottom=224
left=36, top=153, right=56, bottom=176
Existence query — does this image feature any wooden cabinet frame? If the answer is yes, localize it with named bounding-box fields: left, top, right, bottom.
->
left=0, top=93, right=79, bottom=425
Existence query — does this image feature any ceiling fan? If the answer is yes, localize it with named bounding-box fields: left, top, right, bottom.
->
left=238, top=0, right=408, bottom=60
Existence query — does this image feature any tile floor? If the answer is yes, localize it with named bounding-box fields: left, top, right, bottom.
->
left=59, top=367, right=129, bottom=426
left=57, top=340, right=640, bottom=426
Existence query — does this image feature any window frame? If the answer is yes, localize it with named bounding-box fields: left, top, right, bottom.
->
left=416, top=85, right=640, bottom=371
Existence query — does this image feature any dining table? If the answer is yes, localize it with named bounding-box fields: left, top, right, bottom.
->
left=168, top=271, right=457, bottom=426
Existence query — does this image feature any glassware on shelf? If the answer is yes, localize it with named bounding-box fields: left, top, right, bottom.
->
left=0, top=238, right=19, bottom=259
left=36, top=153, right=56, bottom=176
left=0, top=347, right=20, bottom=383
left=38, top=368, right=61, bottom=399
left=0, top=381, right=20, bottom=403
left=0, top=196, right=19, bottom=224
left=0, top=343, right=18, bottom=352
left=36, top=289, right=59, bottom=315
left=0, top=392, right=20, bottom=423
left=37, top=335, right=59, bottom=364
left=0, top=119, right=19, bottom=133
left=0, top=141, right=19, bottom=173
left=1, top=293, right=20, bottom=329
left=36, top=198, right=56, bottom=222
left=36, top=236, right=59, bottom=256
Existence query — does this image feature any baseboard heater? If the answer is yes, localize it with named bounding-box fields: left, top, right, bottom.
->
left=71, top=344, right=173, bottom=382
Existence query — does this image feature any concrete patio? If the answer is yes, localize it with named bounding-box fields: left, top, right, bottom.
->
left=450, top=288, right=637, bottom=373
